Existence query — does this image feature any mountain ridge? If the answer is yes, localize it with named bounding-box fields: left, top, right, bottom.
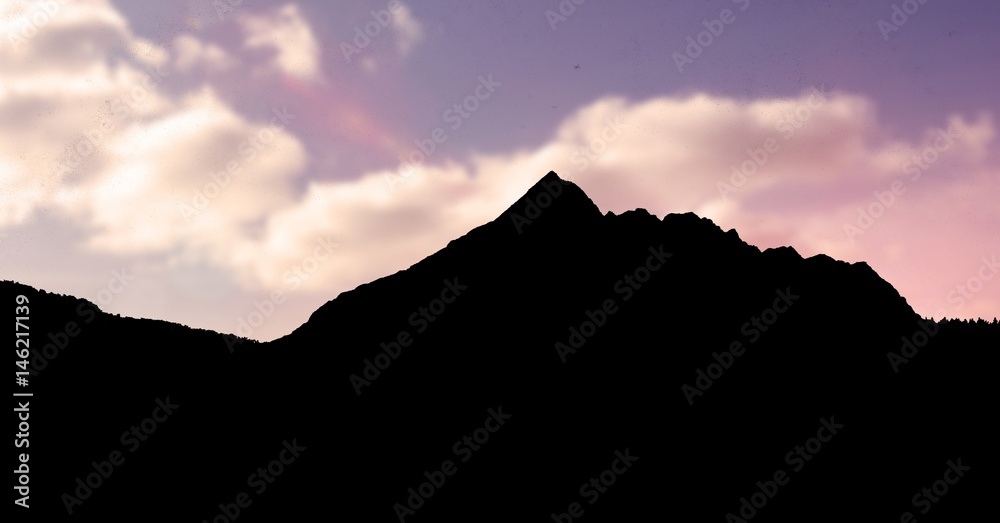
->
left=282, top=172, right=919, bottom=347
left=4, top=171, right=996, bottom=522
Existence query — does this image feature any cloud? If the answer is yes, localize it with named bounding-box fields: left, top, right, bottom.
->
left=240, top=3, right=323, bottom=82
left=1, top=0, right=308, bottom=278
left=232, top=89, right=997, bottom=327
left=62, top=86, right=307, bottom=258
left=1, top=0, right=165, bottom=225
left=173, top=34, right=238, bottom=73
left=391, top=3, right=424, bottom=57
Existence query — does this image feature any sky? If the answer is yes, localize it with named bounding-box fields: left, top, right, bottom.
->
left=1, top=0, right=997, bottom=341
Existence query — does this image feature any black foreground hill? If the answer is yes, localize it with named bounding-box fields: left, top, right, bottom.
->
left=7, top=172, right=997, bottom=522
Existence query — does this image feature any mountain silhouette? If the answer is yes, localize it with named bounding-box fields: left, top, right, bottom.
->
left=7, top=172, right=996, bottom=522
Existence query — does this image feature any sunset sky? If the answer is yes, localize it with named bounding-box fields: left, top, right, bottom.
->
left=1, top=0, right=997, bottom=341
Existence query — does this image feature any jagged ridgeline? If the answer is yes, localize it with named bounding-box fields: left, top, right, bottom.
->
left=5, top=172, right=997, bottom=522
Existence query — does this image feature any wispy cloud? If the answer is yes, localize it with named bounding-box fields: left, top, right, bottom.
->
left=391, top=3, right=424, bottom=57
left=240, top=3, right=323, bottom=82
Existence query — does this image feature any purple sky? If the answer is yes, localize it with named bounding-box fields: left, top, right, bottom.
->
left=1, top=0, right=998, bottom=340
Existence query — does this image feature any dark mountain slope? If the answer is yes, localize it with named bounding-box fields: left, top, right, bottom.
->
left=7, top=172, right=997, bottom=522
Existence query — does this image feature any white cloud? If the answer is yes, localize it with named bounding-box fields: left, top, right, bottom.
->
left=173, top=34, right=238, bottom=73
left=391, top=3, right=424, bottom=57
left=60, top=86, right=307, bottom=260
left=240, top=3, right=323, bottom=82
left=1, top=0, right=308, bottom=281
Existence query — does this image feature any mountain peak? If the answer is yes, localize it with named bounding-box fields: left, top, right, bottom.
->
left=497, top=171, right=603, bottom=235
